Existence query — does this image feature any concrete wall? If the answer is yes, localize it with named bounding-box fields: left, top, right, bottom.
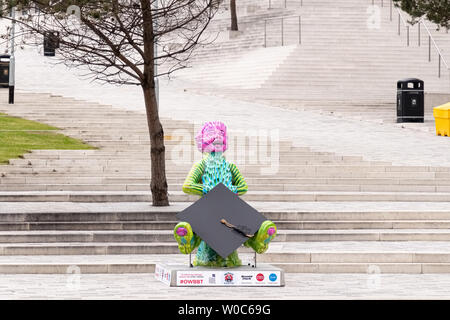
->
left=426, top=92, right=450, bottom=111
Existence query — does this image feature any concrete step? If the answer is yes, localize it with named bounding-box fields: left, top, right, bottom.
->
left=0, top=229, right=449, bottom=243
left=9, top=160, right=392, bottom=172
left=1, top=248, right=450, bottom=273
left=5, top=176, right=450, bottom=187
left=0, top=220, right=449, bottom=231
left=0, top=242, right=179, bottom=255
left=2, top=240, right=450, bottom=257
left=1, top=168, right=440, bottom=179
left=3, top=207, right=450, bottom=222
left=17, top=154, right=371, bottom=164
left=2, top=191, right=450, bottom=202
left=1, top=183, right=449, bottom=193
left=273, top=262, right=445, bottom=273
left=0, top=261, right=447, bottom=274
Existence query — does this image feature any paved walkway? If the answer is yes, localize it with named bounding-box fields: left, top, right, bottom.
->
left=11, top=49, right=450, bottom=167
left=0, top=273, right=449, bottom=299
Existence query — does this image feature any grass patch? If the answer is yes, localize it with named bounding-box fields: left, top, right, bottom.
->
left=0, top=113, right=95, bottom=164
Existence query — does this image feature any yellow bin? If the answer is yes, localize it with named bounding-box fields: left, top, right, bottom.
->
left=434, top=103, right=450, bottom=137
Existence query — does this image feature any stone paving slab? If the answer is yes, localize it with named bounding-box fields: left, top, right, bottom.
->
left=0, top=273, right=449, bottom=299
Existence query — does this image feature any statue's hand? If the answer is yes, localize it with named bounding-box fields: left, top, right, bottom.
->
left=244, top=220, right=277, bottom=254
left=173, top=222, right=200, bottom=254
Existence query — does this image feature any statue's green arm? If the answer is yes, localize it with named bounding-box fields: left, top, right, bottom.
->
left=182, top=158, right=206, bottom=196
left=230, top=163, right=248, bottom=196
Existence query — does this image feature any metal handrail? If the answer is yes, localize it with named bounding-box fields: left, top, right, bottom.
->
left=395, top=5, right=408, bottom=27
left=263, top=15, right=302, bottom=47
left=374, top=0, right=409, bottom=44
left=379, top=0, right=450, bottom=80
left=419, top=19, right=449, bottom=69
left=394, top=4, right=410, bottom=45
left=264, top=14, right=299, bottom=22
left=419, top=18, right=449, bottom=78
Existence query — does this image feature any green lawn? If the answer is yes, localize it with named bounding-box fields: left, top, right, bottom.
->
left=0, top=113, right=95, bottom=164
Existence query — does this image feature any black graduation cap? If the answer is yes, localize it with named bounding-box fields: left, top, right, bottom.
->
left=177, top=183, right=267, bottom=258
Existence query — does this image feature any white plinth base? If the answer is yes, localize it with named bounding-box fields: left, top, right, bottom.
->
left=155, top=263, right=285, bottom=287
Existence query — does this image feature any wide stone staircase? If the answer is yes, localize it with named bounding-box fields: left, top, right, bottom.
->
left=1, top=92, right=450, bottom=273
left=174, top=0, right=450, bottom=105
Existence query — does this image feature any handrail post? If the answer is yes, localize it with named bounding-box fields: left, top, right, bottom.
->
left=448, top=71, right=450, bottom=91
left=394, top=12, right=450, bottom=77
left=418, top=23, right=421, bottom=46
left=381, top=0, right=384, bottom=7
left=285, top=0, right=287, bottom=9
left=439, top=54, right=441, bottom=78
left=281, top=17, right=284, bottom=46
left=407, top=25, right=409, bottom=46
left=390, top=0, right=393, bottom=21
left=299, top=16, right=302, bottom=44
left=429, top=36, right=431, bottom=62
left=264, top=19, right=267, bottom=48
left=269, top=0, right=271, bottom=9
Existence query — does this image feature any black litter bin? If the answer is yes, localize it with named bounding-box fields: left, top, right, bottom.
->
left=397, top=78, right=424, bottom=123
left=43, top=31, right=60, bottom=57
left=0, top=55, right=10, bottom=88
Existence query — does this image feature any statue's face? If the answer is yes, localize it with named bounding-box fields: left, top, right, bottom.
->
left=196, top=121, right=228, bottom=153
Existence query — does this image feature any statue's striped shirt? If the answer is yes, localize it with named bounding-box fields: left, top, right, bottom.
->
left=182, top=153, right=248, bottom=196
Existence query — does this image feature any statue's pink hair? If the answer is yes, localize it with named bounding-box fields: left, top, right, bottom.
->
left=195, top=121, right=228, bottom=153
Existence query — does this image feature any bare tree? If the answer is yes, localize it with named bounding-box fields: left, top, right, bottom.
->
left=0, top=0, right=220, bottom=206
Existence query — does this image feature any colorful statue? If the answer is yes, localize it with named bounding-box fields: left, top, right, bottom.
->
left=174, top=121, right=277, bottom=267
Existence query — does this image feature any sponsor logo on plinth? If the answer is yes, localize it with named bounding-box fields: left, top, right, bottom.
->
left=208, top=273, right=216, bottom=284
left=224, top=272, right=234, bottom=284
left=179, top=279, right=204, bottom=285
left=164, top=269, right=282, bottom=287
left=240, top=274, right=254, bottom=285
left=177, top=272, right=206, bottom=286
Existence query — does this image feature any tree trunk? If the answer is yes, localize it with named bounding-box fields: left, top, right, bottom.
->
left=140, top=0, right=169, bottom=207
left=230, top=0, right=238, bottom=31
left=142, top=83, right=169, bottom=207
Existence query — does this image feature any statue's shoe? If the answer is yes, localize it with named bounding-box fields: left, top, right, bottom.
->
left=245, top=220, right=277, bottom=254
left=173, top=222, right=199, bottom=254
